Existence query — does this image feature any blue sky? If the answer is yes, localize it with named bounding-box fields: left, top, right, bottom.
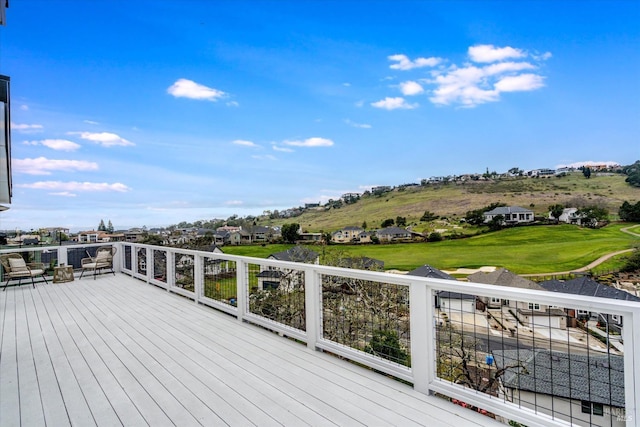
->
left=1, top=1, right=639, bottom=231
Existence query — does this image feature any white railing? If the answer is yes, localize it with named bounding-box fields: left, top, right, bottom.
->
left=3, top=242, right=638, bottom=427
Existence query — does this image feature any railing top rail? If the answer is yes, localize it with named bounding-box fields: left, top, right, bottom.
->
left=123, top=242, right=640, bottom=315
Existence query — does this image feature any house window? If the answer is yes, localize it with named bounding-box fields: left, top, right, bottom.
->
left=490, top=297, right=501, bottom=303
left=593, top=403, right=604, bottom=416
left=611, top=314, right=620, bottom=323
left=581, top=401, right=604, bottom=416
left=528, top=303, right=540, bottom=310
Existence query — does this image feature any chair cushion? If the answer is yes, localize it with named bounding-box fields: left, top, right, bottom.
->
left=9, top=257, right=29, bottom=272
left=96, top=251, right=111, bottom=262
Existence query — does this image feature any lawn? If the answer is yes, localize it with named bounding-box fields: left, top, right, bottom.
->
left=222, top=223, right=639, bottom=274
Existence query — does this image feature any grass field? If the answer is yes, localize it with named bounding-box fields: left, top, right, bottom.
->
left=258, top=174, right=639, bottom=233
left=223, top=223, right=640, bottom=274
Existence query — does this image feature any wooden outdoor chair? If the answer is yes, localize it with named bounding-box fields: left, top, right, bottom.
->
left=80, top=246, right=117, bottom=279
left=0, top=253, right=49, bottom=291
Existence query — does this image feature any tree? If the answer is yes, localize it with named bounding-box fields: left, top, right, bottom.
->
left=361, top=221, right=367, bottom=230
left=365, top=329, right=409, bottom=365
left=576, top=206, right=609, bottom=227
left=487, top=215, right=505, bottom=231
left=98, top=219, right=106, bottom=231
left=107, top=220, right=114, bottom=233
left=549, top=204, right=564, bottom=223
left=281, top=223, right=300, bottom=243
left=395, top=216, right=407, bottom=227
left=420, top=210, right=438, bottom=222
left=427, top=232, right=443, bottom=242
left=381, top=218, right=394, bottom=228
left=582, top=167, right=592, bottom=179
left=621, top=246, right=640, bottom=273
left=623, top=160, right=640, bottom=187
left=619, top=201, right=640, bottom=222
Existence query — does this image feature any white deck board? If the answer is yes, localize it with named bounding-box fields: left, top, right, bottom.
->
left=0, top=274, right=501, bottom=427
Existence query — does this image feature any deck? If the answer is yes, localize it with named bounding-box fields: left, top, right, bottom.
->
left=0, top=273, right=499, bottom=426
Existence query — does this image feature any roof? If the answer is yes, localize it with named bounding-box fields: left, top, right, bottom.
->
left=467, top=268, right=544, bottom=290
left=268, top=246, right=318, bottom=263
left=483, top=206, right=533, bottom=216
left=256, top=270, right=284, bottom=279
left=407, top=264, right=456, bottom=280
left=492, top=349, right=625, bottom=407
left=438, top=291, right=476, bottom=300
left=376, top=226, right=412, bottom=237
left=540, top=276, right=640, bottom=302
left=338, top=257, right=384, bottom=270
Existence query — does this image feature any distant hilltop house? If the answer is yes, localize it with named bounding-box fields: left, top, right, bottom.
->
left=483, top=206, right=534, bottom=225
left=527, top=168, right=556, bottom=177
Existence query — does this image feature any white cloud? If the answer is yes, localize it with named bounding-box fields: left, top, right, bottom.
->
left=20, top=105, right=29, bottom=111
left=272, top=145, right=294, bottom=153
left=50, top=192, right=77, bottom=197
left=167, top=78, right=227, bottom=101
left=24, top=139, right=81, bottom=151
left=18, top=181, right=131, bottom=192
left=83, top=120, right=99, bottom=125
left=483, top=61, right=535, bottom=76
left=251, top=154, right=277, bottom=161
left=371, top=97, right=418, bottom=110
left=399, top=81, right=424, bottom=96
left=225, top=200, right=243, bottom=206
left=388, top=54, right=441, bottom=70
left=282, top=137, right=334, bottom=147
left=344, top=119, right=372, bottom=129
left=232, top=139, right=259, bottom=148
left=74, top=131, right=134, bottom=147
left=11, top=122, right=43, bottom=133
left=468, top=44, right=526, bottom=63
left=494, top=74, right=545, bottom=92
left=13, top=157, right=99, bottom=175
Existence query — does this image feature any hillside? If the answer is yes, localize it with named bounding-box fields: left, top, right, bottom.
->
left=260, top=174, right=639, bottom=232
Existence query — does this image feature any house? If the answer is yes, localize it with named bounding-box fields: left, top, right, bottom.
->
left=407, top=265, right=474, bottom=311
left=375, top=226, right=413, bottom=243
left=483, top=206, right=534, bottom=224
left=268, top=246, right=319, bottom=264
left=492, top=349, right=626, bottom=427
left=251, top=226, right=273, bottom=243
left=550, top=207, right=586, bottom=225
left=77, top=230, right=111, bottom=244
left=212, top=230, right=231, bottom=246
left=331, top=226, right=364, bottom=243
left=298, top=232, right=322, bottom=243
left=540, top=276, right=640, bottom=333
left=466, top=268, right=567, bottom=329
left=229, top=229, right=251, bottom=245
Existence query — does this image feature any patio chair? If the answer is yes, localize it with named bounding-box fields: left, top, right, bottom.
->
left=0, top=253, right=49, bottom=291
left=80, top=246, right=117, bottom=279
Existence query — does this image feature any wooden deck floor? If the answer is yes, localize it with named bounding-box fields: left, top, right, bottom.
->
left=1, top=274, right=500, bottom=426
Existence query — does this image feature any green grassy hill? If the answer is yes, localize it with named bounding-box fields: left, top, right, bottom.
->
left=260, top=174, right=639, bottom=233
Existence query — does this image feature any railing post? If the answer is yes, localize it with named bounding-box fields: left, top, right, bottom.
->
left=145, top=246, right=152, bottom=283
left=623, top=309, right=640, bottom=425
left=304, top=268, right=320, bottom=350
left=194, top=253, right=203, bottom=304
left=236, top=259, right=248, bottom=322
left=113, top=242, right=122, bottom=273
left=57, top=246, right=68, bottom=266
left=166, top=249, right=175, bottom=290
left=409, top=280, right=430, bottom=394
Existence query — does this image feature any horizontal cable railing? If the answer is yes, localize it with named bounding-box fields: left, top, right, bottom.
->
left=3, top=242, right=638, bottom=426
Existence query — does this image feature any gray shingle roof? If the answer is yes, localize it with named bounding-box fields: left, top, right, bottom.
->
left=483, top=206, right=533, bottom=216
left=407, top=264, right=456, bottom=280
left=540, top=276, right=640, bottom=302
left=268, top=246, right=318, bottom=263
left=492, top=349, right=625, bottom=407
left=467, top=268, right=544, bottom=290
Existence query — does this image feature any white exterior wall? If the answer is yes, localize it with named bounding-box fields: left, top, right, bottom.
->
left=440, top=298, right=475, bottom=313
left=507, top=390, right=625, bottom=427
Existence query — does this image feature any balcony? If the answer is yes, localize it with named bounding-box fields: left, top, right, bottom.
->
left=1, top=243, right=638, bottom=426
